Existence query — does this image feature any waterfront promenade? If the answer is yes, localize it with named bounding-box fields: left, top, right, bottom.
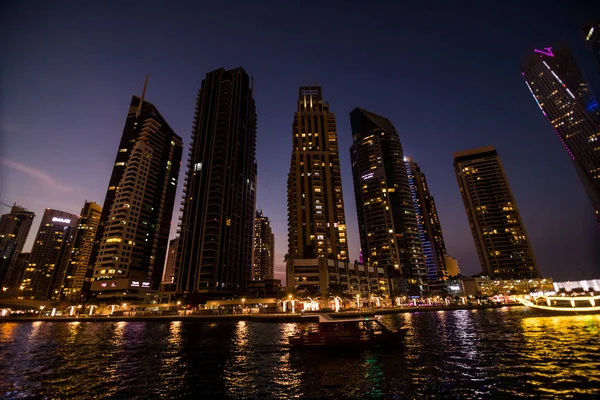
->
left=1, top=303, right=521, bottom=323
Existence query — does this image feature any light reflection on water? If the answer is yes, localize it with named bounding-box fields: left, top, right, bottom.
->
left=0, top=308, right=599, bottom=399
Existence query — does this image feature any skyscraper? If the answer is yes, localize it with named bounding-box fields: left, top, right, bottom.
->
left=177, top=67, right=257, bottom=300
left=0, top=204, right=34, bottom=290
left=286, top=87, right=349, bottom=293
left=162, top=237, right=179, bottom=285
left=20, top=209, right=78, bottom=300
left=253, top=210, right=274, bottom=281
left=582, top=22, right=600, bottom=68
left=59, top=201, right=102, bottom=302
left=287, top=87, right=348, bottom=260
left=404, top=157, right=448, bottom=282
left=453, top=147, right=539, bottom=279
left=90, top=80, right=183, bottom=300
left=521, top=45, right=600, bottom=226
left=349, top=107, right=426, bottom=295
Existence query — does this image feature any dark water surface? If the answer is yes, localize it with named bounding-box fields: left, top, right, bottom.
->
left=1, top=307, right=599, bottom=399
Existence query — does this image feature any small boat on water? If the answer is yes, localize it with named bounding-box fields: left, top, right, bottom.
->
left=517, top=294, right=600, bottom=315
left=289, top=314, right=406, bottom=348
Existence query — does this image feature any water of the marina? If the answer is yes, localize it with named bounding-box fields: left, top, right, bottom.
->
left=1, top=307, right=599, bottom=399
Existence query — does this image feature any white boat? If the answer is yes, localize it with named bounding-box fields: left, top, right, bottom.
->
left=517, top=294, right=600, bottom=314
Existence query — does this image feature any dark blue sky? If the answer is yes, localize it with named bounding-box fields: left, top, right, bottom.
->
left=1, top=1, right=599, bottom=282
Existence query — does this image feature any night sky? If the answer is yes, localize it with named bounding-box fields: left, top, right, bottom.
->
left=1, top=1, right=599, bottom=282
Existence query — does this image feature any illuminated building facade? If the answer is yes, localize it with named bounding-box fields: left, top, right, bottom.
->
left=253, top=210, right=274, bottom=281
left=162, top=237, right=179, bottom=284
left=59, top=201, right=102, bottom=302
left=521, top=45, right=600, bottom=226
left=90, top=81, right=183, bottom=301
left=454, top=147, right=539, bottom=279
left=287, top=87, right=348, bottom=293
left=461, top=276, right=553, bottom=297
left=20, top=209, right=78, bottom=300
left=582, top=22, right=600, bottom=69
left=0, top=204, right=34, bottom=290
left=177, top=67, right=257, bottom=300
left=286, top=258, right=388, bottom=297
left=405, top=157, right=448, bottom=282
left=349, top=107, right=426, bottom=296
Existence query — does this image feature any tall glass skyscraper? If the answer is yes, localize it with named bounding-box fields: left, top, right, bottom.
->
left=177, top=67, right=257, bottom=301
left=287, top=87, right=348, bottom=262
left=90, top=81, right=183, bottom=300
left=349, top=107, right=426, bottom=295
left=454, top=147, right=539, bottom=279
left=521, top=45, right=600, bottom=226
left=404, top=157, right=448, bottom=282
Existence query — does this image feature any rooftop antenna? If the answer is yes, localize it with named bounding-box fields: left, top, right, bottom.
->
left=136, top=74, right=149, bottom=118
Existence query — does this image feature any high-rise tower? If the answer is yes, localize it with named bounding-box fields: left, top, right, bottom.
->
left=253, top=210, right=274, bottom=281
left=0, top=204, right=34, bottom=290
left=90, top=79, right=183, bottom=300
left=177, top=67, right=257, bottom=300
left=287, top=87, right=348, bottom=262
left=20, top=209, right=78, bottom=300
left=349, top=108, right=426, bottom=295
left=59, top=201, right=102, bottom=302
left=453, top=147, right=539, bottom=279
left=405, top=157, right=448, bottom=282
left=521, top=45, right=600, bottom=226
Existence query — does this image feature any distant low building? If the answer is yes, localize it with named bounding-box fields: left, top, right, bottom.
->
left=286, top=257, right=389, bottom=298
left=247, top=278, right=282, bottom=297
left=461, top=276, right=553, bottom=297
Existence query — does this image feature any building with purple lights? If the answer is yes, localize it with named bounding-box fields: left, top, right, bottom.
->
left=404, top=157, right=448, bottom=283
left=253, top=210, right=274, bottom=281
left=349, top=107, right=426, bottom=296
left=521, top=45, right=600, bottom=226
